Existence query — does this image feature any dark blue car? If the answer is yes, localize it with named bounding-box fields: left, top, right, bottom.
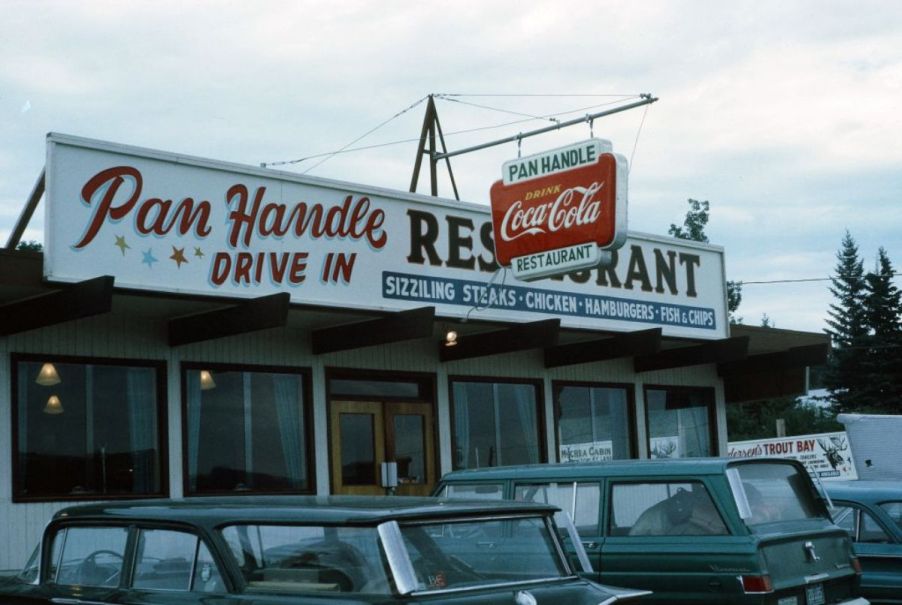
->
left=827, top=481, right=902, bottom=604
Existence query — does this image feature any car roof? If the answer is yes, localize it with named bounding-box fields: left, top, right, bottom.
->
left=824, top=480, right=902, bottom=503
left=439, top=457, right=803, bottom=481
left=53, top=495, right=557, bottom=525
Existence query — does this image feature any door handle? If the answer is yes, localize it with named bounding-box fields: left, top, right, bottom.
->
left=582, top=541, right=599, bottom=549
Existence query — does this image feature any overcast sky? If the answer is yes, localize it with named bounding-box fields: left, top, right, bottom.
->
left=2, top=0, right=900, bottom=333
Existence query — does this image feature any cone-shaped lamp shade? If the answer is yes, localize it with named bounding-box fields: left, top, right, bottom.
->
left=36, top=363, right=61, bottom=386
left=199, top=370, right=216, bottom=390
left=43, top=395, right=63, bottom=415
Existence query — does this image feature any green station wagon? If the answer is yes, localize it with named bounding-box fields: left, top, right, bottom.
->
left=1, top=496, right=649, bottom=605
left=435, top=458, right=867, bottom=605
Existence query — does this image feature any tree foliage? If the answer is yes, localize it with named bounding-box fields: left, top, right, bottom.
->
left=825, top=234, right=902, bottom=413
left=726, top=397, right=841, bottom=442
left=669, top=199, right=743, bottom=322
left=15, top=240, right=42, bottom=252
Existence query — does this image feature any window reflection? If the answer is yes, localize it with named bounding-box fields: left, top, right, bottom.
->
left=557, top=384, right=632, bottom=462
left=452, top=380, right=541, bottom=470
left=15, top=358, right=163, bottom=499
left=646, top=387, right=715, bottom=458
left=185, top=367, right=310, bottom=494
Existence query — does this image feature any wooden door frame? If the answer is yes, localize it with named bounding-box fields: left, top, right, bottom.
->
left=325, top=370, right=439, bottom=496
left=385, top=401, right=436, bottom=496
left=329, top=400, right=386, bottom=496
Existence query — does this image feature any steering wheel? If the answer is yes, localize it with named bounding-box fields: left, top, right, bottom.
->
left=77, top=549, right=123, bottom=586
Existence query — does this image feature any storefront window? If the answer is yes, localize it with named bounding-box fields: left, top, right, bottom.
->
left=184, top=365, right=312, bottom=495
left=555, top=383, right=633, bottom=462
left=451, top=379, right=543, bottom=470
left=13, top=356, right=165, bottom=500
left=645, top=386, right=715, bottom=458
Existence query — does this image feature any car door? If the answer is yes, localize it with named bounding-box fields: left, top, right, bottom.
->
left=832, top=500, right=902, bottom=603
left=40, top=525, right=130, bottom=605
left=120, top=526, right=233, bottom=605
left=513, top=480, right=604, bottom=572
left=601, top=479, right=740, bottom=604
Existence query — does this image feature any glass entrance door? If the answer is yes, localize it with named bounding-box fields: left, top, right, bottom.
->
left=330, top=400, right=434, bottom=496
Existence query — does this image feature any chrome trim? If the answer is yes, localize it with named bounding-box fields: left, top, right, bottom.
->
left=726, top=467, right=752, bottom=520
left=377, top=520, right=420, bottom=595
left=516, top=589, right=538, bottom=605
left=51, top=599, right=110, bottom=605
left=410, top=576, right=571, bottom=596
left=834, top=599, right=869, bottom=605
left=804, top=540, right=821, bottom=562
left=598, top=589, right=654, bottom=605
left=804, top=572, right=829, bottom=583
left=558, top=512, right=593, bottom=573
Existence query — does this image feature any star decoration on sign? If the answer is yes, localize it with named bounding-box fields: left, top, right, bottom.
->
left=170, top=246, right=188, bottom=268
left=114, top=235, right=130, bottom=256
left=142, top=248, right=158, bottom=268
left=194, top=247, right=204, bottom=259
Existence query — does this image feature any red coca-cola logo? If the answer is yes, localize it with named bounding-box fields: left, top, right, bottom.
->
left=490, top=154, right=621, bottom=266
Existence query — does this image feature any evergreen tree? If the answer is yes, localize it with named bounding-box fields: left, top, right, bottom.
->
left=669, top=199, right=743, bottom=322
left=861, top=248, right=902, bottom=410
left=824, top=231, right=869, bottom=411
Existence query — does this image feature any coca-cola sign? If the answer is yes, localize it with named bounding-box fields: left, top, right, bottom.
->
left=490, top=139, right=628, bottom=281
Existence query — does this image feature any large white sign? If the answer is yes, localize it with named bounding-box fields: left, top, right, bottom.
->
left=44, top=134, right=729, bottom=338
left=728, top=432, right=858, bottom=481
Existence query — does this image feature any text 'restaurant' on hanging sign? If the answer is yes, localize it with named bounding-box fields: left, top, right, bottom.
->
left=490, top=139, right=628, bottom=281
left=42, top=133, right=728, bottom=340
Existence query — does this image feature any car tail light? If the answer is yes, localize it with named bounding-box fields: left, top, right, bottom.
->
left=740, top=574, right=774, bottom=593
left=851, top=557, right=862, bottom=574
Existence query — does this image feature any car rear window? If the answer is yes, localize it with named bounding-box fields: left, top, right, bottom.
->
left=729, top=462, right=822, bottom=527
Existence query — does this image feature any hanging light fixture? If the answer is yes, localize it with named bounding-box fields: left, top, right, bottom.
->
left=444, top=329, right=458, bottom=347
left=199, top=370, right=216, bottom=390
left=35, top=362, right=61, bottom=386
left=43, top=395, right=63, bottom=415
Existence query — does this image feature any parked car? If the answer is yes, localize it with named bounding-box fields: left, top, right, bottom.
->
left=825, top=481, right=902, bottom=604
left=0, top=496, right=649, bottom=605
left=436, top=458, right=867, bottom=605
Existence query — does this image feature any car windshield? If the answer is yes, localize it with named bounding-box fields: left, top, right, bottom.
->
left=399, top=515, right=569, bottom=592
left=879, top=501, right=902, bottom=531
left=729, top=462, right=823, bottom=527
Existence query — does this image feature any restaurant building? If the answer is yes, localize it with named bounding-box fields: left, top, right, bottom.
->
left=0, top=134, right=828, bottom=570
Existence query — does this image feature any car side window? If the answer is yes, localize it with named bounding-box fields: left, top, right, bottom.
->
left=611, top=481, right=728, bottom=537
left=831, top=504, right=890, bottom=544
left=438, top=482, right=505, bottom=500
left=832, top=505, right=856, bottom=536
left=51, top=526, right=129, bottom=587
left=132, top=529, right=226, bottom=593
left=860, top=511, right=891, bottom=543
left=879, top=501, right=902, bottom=532
left=514, top=482, right=601, bottom=537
